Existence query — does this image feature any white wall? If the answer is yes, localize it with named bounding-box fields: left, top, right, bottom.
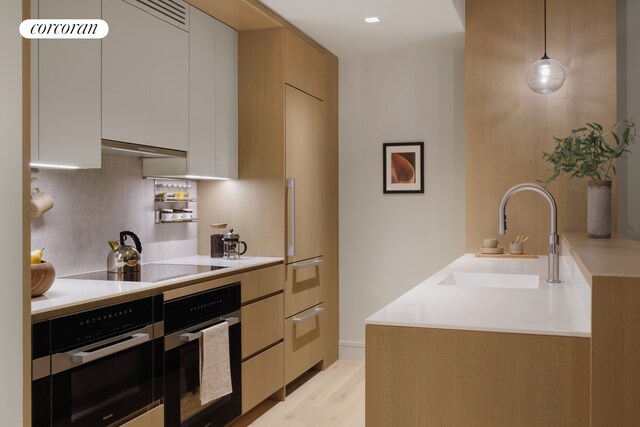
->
left=32, top=154, right=198, bottom=276
left=0, top=0, right=25, bottom=423
left=339, top=34, right=465, bottom=360
left=618, top=0, right=640, bottom=239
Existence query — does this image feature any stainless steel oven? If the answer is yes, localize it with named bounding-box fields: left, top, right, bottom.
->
left=48, top=297, right=156, bottom=426
left=164, top=283, right=242, bottom=427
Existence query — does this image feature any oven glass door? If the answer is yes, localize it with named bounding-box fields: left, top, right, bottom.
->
left=165, top=322, right=241, bottom=427
left=52, top=342, right=153, bottom=427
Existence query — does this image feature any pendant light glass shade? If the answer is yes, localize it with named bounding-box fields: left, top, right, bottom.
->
left=528, top=0, right=566, bottom=94
left=527, top=56, right=566, bottom=94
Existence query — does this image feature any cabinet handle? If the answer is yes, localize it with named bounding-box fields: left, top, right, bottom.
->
left=287, top=178, right=296, bottom=257
left=293, top=307, right=324, bottom=324
left=292, top=258, right=324, bottom=270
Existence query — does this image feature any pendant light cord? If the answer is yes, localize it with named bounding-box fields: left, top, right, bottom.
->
left=543, top=0, right=549, bottom=59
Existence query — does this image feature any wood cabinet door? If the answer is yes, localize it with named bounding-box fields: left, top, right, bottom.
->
left=285, top=85, right=325, bottom=264
left=284, top=30, right=325, bottom=100
left=102, top=0, right=189, bottom=151
left=35, top=0, right=101, bottom=168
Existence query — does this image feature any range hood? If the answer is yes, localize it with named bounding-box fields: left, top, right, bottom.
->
left=101, top=139, right=187, bottom=159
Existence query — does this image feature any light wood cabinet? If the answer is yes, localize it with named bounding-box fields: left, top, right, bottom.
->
left=285, top=303, right=325, bottom=384
left=242, top=342, right=284, bottom=414
left=31, top=0, right=101, bottom=169
left=284, top=30, right=326, bottom=100
left=241, top=293, right=283, bottom=359
left=285, top=86, right=325, bottom=264
left=366, top=325, right=590, bottom=427
left=197, top=27, right=338, bottom=385
left=285, top=257, right=323, bottom=318
left=102, top=0, right=189, bottom=151
left=240, top=264, right=284, bottom=303
left=120, top=405, right=164, bottom=427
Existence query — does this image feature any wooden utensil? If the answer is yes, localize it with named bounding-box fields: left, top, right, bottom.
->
left=521, top=235, right=530, bottom=243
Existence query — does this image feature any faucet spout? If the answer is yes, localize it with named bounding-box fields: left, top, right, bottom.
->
left=498, top=183, right=560, bottom=283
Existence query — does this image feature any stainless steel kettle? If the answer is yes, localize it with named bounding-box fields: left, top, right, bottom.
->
left=107, top=231, right=143, bottom=275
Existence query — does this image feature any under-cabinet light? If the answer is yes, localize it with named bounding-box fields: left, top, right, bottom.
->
left=30, top=162, right=81, bottom=170
left=184, top=175, right=231, bottom=181
left=364, top=17, right=380, bottom=23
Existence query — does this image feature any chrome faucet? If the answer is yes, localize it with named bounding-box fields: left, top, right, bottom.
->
left=498, top=183, right=560, bottom=283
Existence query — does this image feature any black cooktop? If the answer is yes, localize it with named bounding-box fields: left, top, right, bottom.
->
left=64, top=263, right=227, bottom=283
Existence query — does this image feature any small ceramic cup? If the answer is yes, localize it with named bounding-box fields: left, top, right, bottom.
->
left=510, top=242, right=524, bottom=254
left=30, top=188, right=54, bottom=217
left=483, top=238, right=499, bottom=249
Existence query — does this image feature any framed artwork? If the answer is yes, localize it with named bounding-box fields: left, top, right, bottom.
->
left=383, top=142, right=424, bottom=194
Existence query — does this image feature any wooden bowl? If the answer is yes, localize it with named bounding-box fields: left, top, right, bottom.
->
left=31, top=261, right=55, bottom=297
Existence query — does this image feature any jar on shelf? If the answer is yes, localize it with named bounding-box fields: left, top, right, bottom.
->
left=210, top=223, right=227, bottom=258
left=183, top=208, right=194, bottom=220
left=161, top=209, right=173, bottom=222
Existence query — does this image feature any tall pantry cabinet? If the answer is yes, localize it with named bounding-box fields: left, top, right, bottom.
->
left=197, top=27, right=339, bottom=386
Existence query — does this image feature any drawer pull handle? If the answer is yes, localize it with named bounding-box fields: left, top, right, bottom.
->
left=292, top=258, right=324, bottom=270
left=292, top=307, right=324, bottom=324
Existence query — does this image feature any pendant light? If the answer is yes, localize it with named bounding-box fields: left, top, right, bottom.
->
left=526, top=0, right=566, bottom=94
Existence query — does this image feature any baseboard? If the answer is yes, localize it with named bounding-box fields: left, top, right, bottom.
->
left=339, top=340, right=365, bottom=361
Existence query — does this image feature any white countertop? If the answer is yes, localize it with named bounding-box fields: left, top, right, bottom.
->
left=366, top=253, right=591, bottom=337
left=32, top=256, right=283, bottom=317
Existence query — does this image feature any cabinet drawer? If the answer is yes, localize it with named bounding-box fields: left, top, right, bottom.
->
left=121, top=404, right=164, bottom=427
left=242, top=264, right=285, bottom=303
left=242, top=342, right=284, bottom=414
left=242, top=293, right=283, bottom=359
left=285, top=257, right=324, bottom=317
left=284, top=30, right=325, bottom=100
left=285, top=303, right=325, bottom=384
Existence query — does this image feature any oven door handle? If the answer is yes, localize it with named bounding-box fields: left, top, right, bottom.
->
left=70, top=333, right=150, bottom=365
left=179, top=317, right=239, bottom=343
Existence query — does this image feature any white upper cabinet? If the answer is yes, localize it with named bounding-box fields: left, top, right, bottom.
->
left=188, top=6, right=217, bottom=177
left=145, top=6, right=237, bottom=179
left=188, top=6, right=238, bottom=179
left=102, top=0, right=189, bottom=151
left=214, top=18, right=238, bottom=179
left=32, top=0, right=102, bottom=168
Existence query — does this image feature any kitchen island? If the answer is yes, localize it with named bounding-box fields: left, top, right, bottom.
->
left=365, top=239, right=591, bottom=427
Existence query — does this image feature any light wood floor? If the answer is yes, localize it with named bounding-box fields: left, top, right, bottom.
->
left=233, top=360, right=365, bottom=427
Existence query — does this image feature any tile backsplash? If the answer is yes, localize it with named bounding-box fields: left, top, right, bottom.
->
left=31, top=154, right=198, bottom=276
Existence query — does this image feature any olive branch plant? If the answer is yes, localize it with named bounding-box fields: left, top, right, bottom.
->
left=542, top=120, right=636, bottom=183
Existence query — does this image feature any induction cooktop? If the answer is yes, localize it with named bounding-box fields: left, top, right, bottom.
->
left=64, top=263, right=228, bottom=283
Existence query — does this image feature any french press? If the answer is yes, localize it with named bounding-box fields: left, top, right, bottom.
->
left=222, top=229, right=248, bottom=260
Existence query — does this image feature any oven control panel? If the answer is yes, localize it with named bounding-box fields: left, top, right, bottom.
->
left=164, top=283, right=241, bottom=334
left=50, top=297, right=153, bottom=352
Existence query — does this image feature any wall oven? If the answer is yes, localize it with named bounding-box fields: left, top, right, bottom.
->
left=48, top=297, right=156, bottom=426
left=164, top=283, right=242, bottom=427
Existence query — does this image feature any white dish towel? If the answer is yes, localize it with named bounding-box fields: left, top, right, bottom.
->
left=200, top=321, right=233, bottom=405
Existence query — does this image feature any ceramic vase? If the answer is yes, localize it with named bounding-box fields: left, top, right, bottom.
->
left=587, top=180, right=612, bottom=238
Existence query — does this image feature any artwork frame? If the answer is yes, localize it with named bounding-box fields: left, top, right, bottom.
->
left=383, top=142, right=424, bottom=194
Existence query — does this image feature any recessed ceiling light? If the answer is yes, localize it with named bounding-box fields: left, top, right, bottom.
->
left=364, top=17, right=380, bottom=24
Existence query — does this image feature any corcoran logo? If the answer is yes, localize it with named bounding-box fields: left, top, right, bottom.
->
left=20, top=19, right=109, bottom=39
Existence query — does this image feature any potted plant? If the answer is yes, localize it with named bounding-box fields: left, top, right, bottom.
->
left=542, top=120, right=636, bottom=238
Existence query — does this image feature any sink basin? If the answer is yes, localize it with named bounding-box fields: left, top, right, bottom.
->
left=438, top=272, right=540, bottom=289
